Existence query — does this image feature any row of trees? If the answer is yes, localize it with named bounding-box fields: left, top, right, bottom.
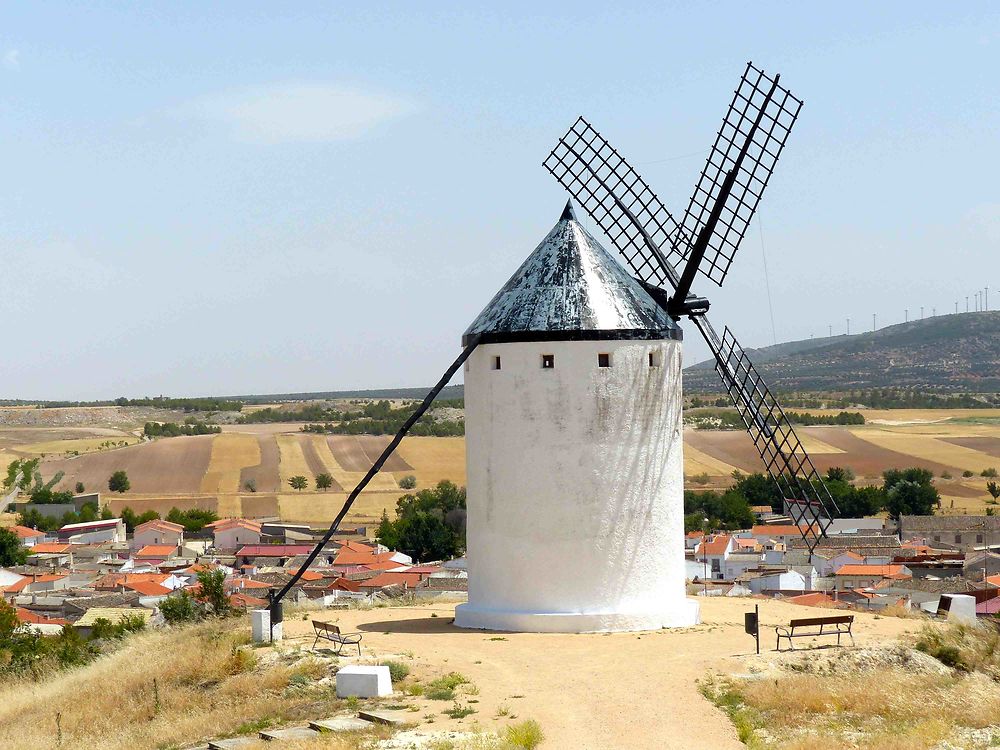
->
left=118, top=506, right=219, bottom=532
left=143, top=420, right=222, bottom=438
left=684, top=467, right=942, bottom=533
left=689, top=390, right=1000, bottom=411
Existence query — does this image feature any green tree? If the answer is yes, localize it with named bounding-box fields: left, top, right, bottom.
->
left=108, top=470, right=130, bottom=493
left=884, top=468, right=939, bottom=519
left=376, top=480, right=468, bottom=561
left=196, top=569, right=231, bottom=616
left=825, top=466, right=855, bottom=482
left=159, top=590, right=199, bottom=624
left=74, top=482, right=85, bottom=494
left=315, top=473, right=333, bottom=491
left=288, top=475, right=308, bottom=491
left=987, top=481, right=1000, bottom=502
left=0, top=528, right=27, bottom=567
left=165, top=507, right=218, bottom=532
left=398, top=475, right=417, bottom=490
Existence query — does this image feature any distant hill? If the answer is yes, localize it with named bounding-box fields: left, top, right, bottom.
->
left=684, top=311, right=1000, bottom=393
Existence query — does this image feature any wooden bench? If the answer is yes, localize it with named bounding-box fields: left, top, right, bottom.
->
left=775, top=615, right=854, bottom=651
left=312, top=620, right=363, bottom=655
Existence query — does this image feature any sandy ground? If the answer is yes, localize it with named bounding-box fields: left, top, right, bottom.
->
left=281, top=596, right=921, bottom=750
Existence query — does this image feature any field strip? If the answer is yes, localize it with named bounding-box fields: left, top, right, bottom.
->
left=278, top=491, right=404, bottom=525
left=683, top=443, right=740, bottom=475
left=794, top=432, right=846, bottom=455
left=396, top=436, right=467, bottom=486
left=847, top=428, right=999, bottom=474
left=200, top=434, right=260, bottom=494
left=312, top=435, right=398, bottom=491
left=276, top=435, right=313, bottom=488
left=18, top=437, right=139, bottom=455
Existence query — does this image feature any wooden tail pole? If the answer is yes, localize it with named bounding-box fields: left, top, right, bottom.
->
left=268, top=338, right=480, bottom=634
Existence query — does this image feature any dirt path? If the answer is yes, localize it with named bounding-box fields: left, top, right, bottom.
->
left=282, top=596, right=921, bottom=750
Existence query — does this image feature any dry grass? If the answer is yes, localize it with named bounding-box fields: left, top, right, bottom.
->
left=0, top=618, right=353, bottom=750
left=705, top=623, right=1000, bottom=750
left=396, top=437, right=466, bottom=487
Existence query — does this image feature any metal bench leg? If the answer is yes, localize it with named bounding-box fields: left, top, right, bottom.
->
left=313, top=633, right=320, bottom=649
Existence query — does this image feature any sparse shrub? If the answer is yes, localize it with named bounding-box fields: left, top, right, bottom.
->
left=75, top=481, right=85, bottom=493
left=962, top=470, right=975, bottom=478
left=159, top=590, right=199, bottom=624
left=224, top=646, right=257, bottom=675
left=982, top=467, right=999, bottom=478
left=691, top=472, right=710, bottom=485
left=244, top=479, right=257, bottom=493
left=427, top=671, right=470, bottom=700
left=399, top=475, right=417, bottom=489
left=443, top=702, right=476, bottom=718
left=405, top=683, right=424, bottom=696
left=381, top=659, right=410, bottom=682
left=939, top=471, right=952, bottom=480
left=345, top=695, right=359, bottom=710
left=503, top=719, right=545, bottom=749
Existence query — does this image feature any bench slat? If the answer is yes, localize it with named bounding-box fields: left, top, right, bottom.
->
left=788, top=615, right=853, bottom=627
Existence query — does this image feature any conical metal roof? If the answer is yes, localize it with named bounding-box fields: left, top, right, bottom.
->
left=463, top=202, right=681, bottom=345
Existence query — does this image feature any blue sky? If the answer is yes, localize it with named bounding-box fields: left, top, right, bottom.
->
left=1, top=3, right=998, bottom=399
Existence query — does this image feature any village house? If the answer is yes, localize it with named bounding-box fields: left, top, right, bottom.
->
left=744, top=568, right=807, bottom=595
left=131, top=519, right=184, bottom=551
left=694, top=534, right=733, bottom=580
left=57, top=518, right=126, bottom=545
left=10, top=525, right=47, bottom=547
left=751, top=524, right=815, bottom=548
left=898, top=515, right=1000, bottom=551
left=212, top=519, right=262, bottom=551
left=236, top=544, right=315, bottom=568
left=833, top=563, right=912, bottom=591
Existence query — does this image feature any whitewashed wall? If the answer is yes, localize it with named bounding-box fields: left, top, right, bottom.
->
left=455, top=337, right=699, bottom=632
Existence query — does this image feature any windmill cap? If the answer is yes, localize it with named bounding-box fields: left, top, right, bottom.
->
left=462, top=203, right=680, bottom=346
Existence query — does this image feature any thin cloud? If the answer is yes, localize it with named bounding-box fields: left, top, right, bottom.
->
left=3, top=49, right=19, bottom=70
left=171, top=83, right=415, bottom=144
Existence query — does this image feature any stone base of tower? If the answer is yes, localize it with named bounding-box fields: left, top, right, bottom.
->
left=454, top=598, right=700, bottom=634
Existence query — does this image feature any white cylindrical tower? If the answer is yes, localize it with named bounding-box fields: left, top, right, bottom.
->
left=455, top=202, right=699, bottom=633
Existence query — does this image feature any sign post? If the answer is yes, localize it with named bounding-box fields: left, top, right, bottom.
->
left=744, top=604, right=760, bottom=655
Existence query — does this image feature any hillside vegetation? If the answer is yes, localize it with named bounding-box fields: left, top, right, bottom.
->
left=685, top=311, right=1000, bottom=394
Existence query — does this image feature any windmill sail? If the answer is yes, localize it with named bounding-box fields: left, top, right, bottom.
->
left=544, top=63, right=835, bottom=552
left=678, top=62, right=803, bottom=287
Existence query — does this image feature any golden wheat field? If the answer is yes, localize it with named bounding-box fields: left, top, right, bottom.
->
left=2, top=409, right=999, bottom=525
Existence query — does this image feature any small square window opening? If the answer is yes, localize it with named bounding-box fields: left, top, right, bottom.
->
left=492, top=355, right=501, bottom=370
left=598, top=353, right=611, bottom=368
left=648, top=351, right=662, bottom=367
left=541, top=354, right=555, bottom=369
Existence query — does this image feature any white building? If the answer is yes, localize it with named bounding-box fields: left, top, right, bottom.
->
left=212, top=519, right=262, bottom=551
left=57, top=518, right=126, bottom=545
left=455, top=203, right=698, bottom=633
left=132, top=520, right=185, bottom=551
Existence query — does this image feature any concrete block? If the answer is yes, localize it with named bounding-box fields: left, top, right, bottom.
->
left=335, top=665, right=392, bottom=698
left=250, top=609, right=282, bottom=643
left=358, top=709, right=415, bottom=727
left=259, top=726, right=319, bottom=741
left=944, top=594, right=977, bottom=624
left=309, top=716, right=372, bottom=732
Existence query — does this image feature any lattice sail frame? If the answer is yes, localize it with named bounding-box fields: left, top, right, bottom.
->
left=712, top=326, right=838, bottom=548
left=678, top=62, right=803, bottom=286
left=543, top=64, right=837, bottom=552
left=543, top=117, right=688, bottom=289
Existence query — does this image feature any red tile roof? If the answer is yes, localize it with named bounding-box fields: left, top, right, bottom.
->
left=96, top=573, right=171, bottom=590
left=30, top=543, right=71, bottom=554
left=123, top=580, right=171, bottom=596
left=2, top=573, right=67, bottom=593
left=10, top=525, right=45, bottom=539
left=326, top=577, right=362, bottom=592
left=226, top=577, right=271, bottom=590
left=358, top=572, right=423, bottom=589
left=985, top=574, right=1000, bottom=588
left=229, top=592, right=268, bottom=609
left=134, top=520, right=184, bottom=536
left=784, top=592, right=838, bottom=608
left=135, top=545, right=177, bottom=558
left=751, top=525, right=816, bottom=537
left=16, top=607, right=69, bottom=626
left=834, top=564, right=910, bottom=578
left=696, top=535, right=732, bottom=556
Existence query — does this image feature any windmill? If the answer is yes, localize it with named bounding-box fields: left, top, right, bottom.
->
left=541, top=62, right=838, bottom=552
left=260, top=61, right=837, bottom=640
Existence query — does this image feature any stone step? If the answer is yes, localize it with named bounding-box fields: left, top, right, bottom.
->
left=208, top=738, right=261, bottom=750
left=358, top=709, right=415, bottom=727
left=259, top=726, right=320, bottom=742
left=309, top=716, right=372, bottom=732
